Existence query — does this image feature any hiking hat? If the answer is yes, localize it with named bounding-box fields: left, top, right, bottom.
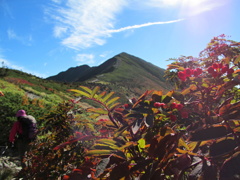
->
left=16, top=109, right=27, bottom=117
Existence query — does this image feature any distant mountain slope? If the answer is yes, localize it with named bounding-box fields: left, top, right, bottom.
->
left=46, top=52, right=172, bottom=98
left=47, top=65, right=91, bottom=82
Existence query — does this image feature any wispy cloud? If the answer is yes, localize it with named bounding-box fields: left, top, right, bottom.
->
left=7, top=29, right=33, bottom=46
left=107, top=19, right=184, bottom=33
left=75, top=53, right=95, bottom=65
left=48, top=0, right=224, bottom=51
left=0, top=0, right=14, bottom=19
left=48, top=0, right=127, bottom=50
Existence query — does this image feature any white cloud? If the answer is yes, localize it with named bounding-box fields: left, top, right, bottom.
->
left=75, top=53, right=95, bottom=64
left=48, top=0, right=225, bottom=50
left=107, top=19, right=184, bottom=33
left=7, top=29, right=33, bottom=46
left=54, top=26, right=68, bottom=37
left=49, top=0, right=127, bottom=50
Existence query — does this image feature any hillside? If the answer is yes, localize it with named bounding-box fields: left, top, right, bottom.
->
left=47, top=52, right=172, bottom=98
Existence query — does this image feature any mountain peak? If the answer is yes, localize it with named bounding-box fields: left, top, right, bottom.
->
left=47, top=52, right=172, bottom=96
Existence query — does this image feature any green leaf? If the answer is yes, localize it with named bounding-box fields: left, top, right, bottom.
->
left=138, top=138, right=146, bottom=150
left=79, top=86, right=92, bottom=94
left=96, top=138, right=118, bottom=146
left=109, top=102, right=121, bottom=110
left=106, top=97, right=120, bottom=106
left=98, top=91, right=107, bottom=99
left=102, top=92, right=115, bottom=103
left=87, top=108, right=108, bottom=114
left=91, top=86, right=100, bottom=98
left=93, top=145, right=115, bottom=150
left=69, top=89, right=90, bottom=98
left=86, top=149, right=113, bottom=156
left=114, top=124, right=129, bottom=137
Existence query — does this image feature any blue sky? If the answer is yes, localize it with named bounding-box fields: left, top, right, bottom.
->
left=0, top=0, right=239, bottom=78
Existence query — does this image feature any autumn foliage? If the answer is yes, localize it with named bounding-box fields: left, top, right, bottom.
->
left=16, top=35, right=240, bottom=179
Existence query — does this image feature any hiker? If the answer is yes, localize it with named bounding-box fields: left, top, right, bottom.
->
left=9, top=109, right=37, bottom=167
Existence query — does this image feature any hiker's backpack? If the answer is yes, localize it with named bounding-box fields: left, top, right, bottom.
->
left=18, top=115, right=37, bottom=141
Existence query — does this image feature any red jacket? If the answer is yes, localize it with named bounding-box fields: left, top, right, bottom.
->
left=9, top=121, right=22, bottom=143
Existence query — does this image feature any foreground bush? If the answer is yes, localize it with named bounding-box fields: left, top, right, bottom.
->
left=17, top=35, right=240, bottom=179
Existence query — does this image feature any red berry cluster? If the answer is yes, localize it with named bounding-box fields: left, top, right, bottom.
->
left=170, top=102, right=183, bottom=110
left=153, top=102, right=165, bottom=108
left=178, top=68, right=202, bottom=81
left=207, top=63, right=234, bottom=78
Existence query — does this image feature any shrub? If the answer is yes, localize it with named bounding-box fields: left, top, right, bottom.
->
left=16, top=35, right=240, bottom=179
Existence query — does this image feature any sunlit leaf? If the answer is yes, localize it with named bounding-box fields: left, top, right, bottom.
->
left=68, top=89, right=90, bottom=98
left=114, top=124, right=129, bottom=137
left=118, top=141, right=136, bottom=150
left=106, top=97, right=120, bottom=106
left=87, top=108, right=108, bottom=114
left=138, top=138, right=146, bottom=150
left=86, top=149, right=113, bottom=156
left=178, top=138, right=189, bottom=150
left=109, top=102, right=121, bottom=110
left=152, top=90, right=162, bottom=102
left=181, top=84, right=198, bottom=95
left=96, top=138, right=118, bottom=146
left=102, top=92, right=115, bottom=103
left=79, top=85, right=92, bottom=94
left=98, top=91, right=107, bottom=99
left=91, top=86, right=100, bottom=98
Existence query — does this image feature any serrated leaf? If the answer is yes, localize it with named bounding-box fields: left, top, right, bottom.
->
left=98, top=91, right=107, bottom=99
left=91, top=86, right=100, bottom=98
left=86, top=149, right=113, bottom=156
left=118, top=141, right=136, bottom=150
left=87, top=108, right=108, bottom=114
left=102, top=92, right=115, bottom=103
left=106, top=97, right=120, bottom=106
left=79, top=86, right=92, bottom=94
left=93, top=145, right=115, bottom=150
left=114, top=124, right=129, bottom=137
left=68, top=89, right=90, bottom=98
left=96, top=138, right=118, bottom=146
left=109, top=102, right=121, bottom=110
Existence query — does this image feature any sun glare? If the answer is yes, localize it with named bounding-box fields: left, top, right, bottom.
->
left=161, top=0, right=208, bottom=8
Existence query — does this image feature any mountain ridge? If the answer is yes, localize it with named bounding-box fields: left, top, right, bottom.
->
left=46, top=52, right=172, bottom=98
